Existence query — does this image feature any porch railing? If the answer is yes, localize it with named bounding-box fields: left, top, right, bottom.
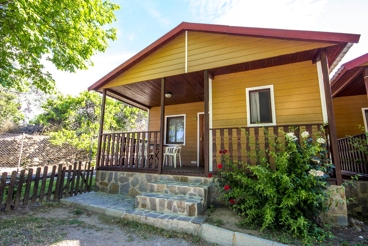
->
left=210, top=123, right=330, bottom=172
left=97, top=131, right=161, bottom=173
left=337, top=133, right=368, bottom=176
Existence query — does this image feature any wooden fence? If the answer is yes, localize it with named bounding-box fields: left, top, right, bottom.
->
left=0, top=162, right=94, bottom=212
left=97, top=131, right=161, bottom=172
left=210, top=123, right=326, bottom=170
left=338, top=133, right=368, bottom=177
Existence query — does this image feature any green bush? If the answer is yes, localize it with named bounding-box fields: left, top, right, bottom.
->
left=215, top=129, right=334, bottom=242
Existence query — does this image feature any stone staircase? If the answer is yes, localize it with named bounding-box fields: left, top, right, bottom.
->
left=135, top=180, right=210, bottom=217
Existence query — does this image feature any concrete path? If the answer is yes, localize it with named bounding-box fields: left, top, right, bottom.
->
left=61, top=192, right=285, bottom=246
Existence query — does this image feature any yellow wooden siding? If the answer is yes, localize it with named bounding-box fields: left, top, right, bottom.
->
left=148, top=102, right=204, bottom=166
left=333, top=95, right=368, bottom=138
left=212, top=61, right=323, bottom=128
left=102, top=31, right=335, bottom=89
left=187, top=32, right=334, bottom=72
left=104, top=33, right=186, bottom=88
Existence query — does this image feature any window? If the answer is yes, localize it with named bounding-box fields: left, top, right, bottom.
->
left=362, top=108, right=368, bottom=132
left=246, top=85, right=276, bottom=126
left=165, top=115, right=186, bottom=145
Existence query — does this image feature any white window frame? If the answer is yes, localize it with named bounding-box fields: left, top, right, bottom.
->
left=246, top=85, right=276, bottom=127
left=362, top=108, right=368, bottom=132
left=164, top=114, right=186, bottom=146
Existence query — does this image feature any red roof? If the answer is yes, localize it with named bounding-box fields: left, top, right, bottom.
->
left=331, top=53, right=368, bottom=97
left=89, top=22, right=360, bottom=91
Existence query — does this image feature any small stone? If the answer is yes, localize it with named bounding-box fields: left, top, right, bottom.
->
left=109, top=183, right=119, bottom=194
left=349, top=218, right=364, bottom=232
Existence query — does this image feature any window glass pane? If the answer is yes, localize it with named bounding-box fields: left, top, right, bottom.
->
left=166, top=116, right=184, bottom=144
left=249, top=89, right=272, bottom=124
left=258, top=91, right=271, bottom=122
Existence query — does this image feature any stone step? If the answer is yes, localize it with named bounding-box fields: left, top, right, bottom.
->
left=135, top=192, right=203, bottom=217
left=147, top=180, right=209, bottom=199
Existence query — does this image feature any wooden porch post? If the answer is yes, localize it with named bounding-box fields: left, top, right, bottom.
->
left=96, top=89, right=107, bottom=167
left=364, top=67, right=368, bottom=98
left=320, top=50, right=342, bottom=185
left=158, top=78, right=165, bottom=174
left=204, top=71, right=209, bottom=176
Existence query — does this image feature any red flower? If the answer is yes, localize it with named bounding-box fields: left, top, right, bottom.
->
left=223, top=149, right=228, bottom=154
left=217, top=163, right=223, bottom=169
left=219, top=150, right=223, bottom=154
left=224, top=184, right=231, bottom=191
left=229, top=199, right=235, bottom=205
left=207, top=173, right=213, bottom=178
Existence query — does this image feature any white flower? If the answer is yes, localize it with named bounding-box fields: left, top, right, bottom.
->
left=308, top=169, right=325, bottom=177
left=301, top=131, right=309, bottom=138
left=286, top=132, right=298, bottom=141
left=317, top=138, right=326, bottom=144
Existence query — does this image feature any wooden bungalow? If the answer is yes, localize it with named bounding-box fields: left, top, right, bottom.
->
left=331, top=53, right=368, bottom=178
left=89, top=22, right=360, bottom=185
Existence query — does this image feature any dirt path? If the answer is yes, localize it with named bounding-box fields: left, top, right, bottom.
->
left=0, top=203, right=213, bottom=246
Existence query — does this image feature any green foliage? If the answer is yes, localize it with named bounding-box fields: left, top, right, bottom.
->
left=215, top=129, right=334, bottom=243
left=32, top=91, right=147, bottom=157
left=0, top=0, right=120, bottom=93
left=0, top=86, right=24, bottom=130
left=348, top=126, right=368, bottom=155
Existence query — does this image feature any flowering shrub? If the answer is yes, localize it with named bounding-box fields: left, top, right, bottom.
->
left=215, top=129, right=334, bottom=242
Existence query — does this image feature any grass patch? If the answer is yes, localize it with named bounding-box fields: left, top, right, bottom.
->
left=0, top=215, right=87, bottom=246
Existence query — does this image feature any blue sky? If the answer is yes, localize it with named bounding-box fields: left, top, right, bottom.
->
left=47, top=0, right=368, bottom=95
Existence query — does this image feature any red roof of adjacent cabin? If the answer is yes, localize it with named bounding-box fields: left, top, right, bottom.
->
left=89, top=22, right=360, bottom=91
left=331, top=53, right=368, bottom=97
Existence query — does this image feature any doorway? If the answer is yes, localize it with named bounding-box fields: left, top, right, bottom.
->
left=197, top=112, right=204, bottom=167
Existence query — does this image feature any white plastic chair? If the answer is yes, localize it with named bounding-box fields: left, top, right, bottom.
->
left=163, top=145, right=182, bottom=168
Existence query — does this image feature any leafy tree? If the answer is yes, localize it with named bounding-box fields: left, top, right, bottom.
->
left=0, top=86, right=24, bottom=132
left=32, top=91, right=147, bottom=158
left=0, top=0, right=120, bottom=93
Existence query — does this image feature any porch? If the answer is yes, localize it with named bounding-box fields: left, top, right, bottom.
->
left=96, top=122, right=343, bottom=183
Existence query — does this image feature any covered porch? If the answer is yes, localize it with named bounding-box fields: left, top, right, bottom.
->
left=89, top=22, right=360, bottom=184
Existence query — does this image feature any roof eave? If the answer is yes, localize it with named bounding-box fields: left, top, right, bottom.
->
left=89, top=22, right=360, bottom=91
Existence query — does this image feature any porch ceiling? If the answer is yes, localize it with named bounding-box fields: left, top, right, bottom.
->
left=331, top=66, right=366, bottom=97
left=331, top=53, right=368, bottom=98
left=104, top=48, right=323, bottom=109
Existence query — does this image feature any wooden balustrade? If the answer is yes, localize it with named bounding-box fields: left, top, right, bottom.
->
left=338, top=133, right=368, bottom=176
left=97, top=131, right=160, bottom=173
left=210, top=123, right=327, bottom=171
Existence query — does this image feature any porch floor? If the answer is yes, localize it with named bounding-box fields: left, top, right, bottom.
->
left=162, top=165, right=205, bottom=175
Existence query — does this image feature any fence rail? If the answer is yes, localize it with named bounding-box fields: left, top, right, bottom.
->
left=210, top=123, right=328, bottom=171
left=0, top=162, right=94, bottom=212
left=97, top=131, right=161, bottom=173
left=338, top=133, right=368, bottom=176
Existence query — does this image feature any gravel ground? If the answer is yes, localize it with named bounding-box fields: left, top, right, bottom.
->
left=0, top=203, right=214, bottom=246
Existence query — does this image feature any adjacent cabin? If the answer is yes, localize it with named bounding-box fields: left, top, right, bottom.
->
left=330, top=53, right=368, bottom=178
left=331, top=53, right=368, bottom=138
left=89, top=22, right=360, bottom=189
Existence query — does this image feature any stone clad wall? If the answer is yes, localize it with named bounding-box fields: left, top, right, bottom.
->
left=345, top=181, right=368, bottom=216
left=95, top=171, right=217, bottom=203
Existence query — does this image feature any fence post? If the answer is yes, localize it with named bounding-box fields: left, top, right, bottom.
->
left=17, top=133, right=25, bottom=173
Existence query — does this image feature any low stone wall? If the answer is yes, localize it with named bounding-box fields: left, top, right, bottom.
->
left=95, top=171, right=217, bottom=204
left=345, top=180, right=368, bottom=216
left=322, top=185, right=348, bottom=226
